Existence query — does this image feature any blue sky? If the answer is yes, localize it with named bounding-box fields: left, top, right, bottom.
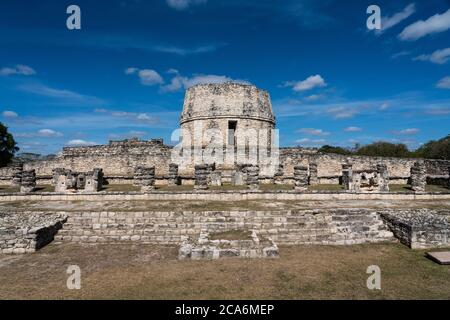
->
left=0, top=0, right=449, bottom=154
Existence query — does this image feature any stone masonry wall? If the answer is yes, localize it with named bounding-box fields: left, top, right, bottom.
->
left=22, top=139, right=172, bottom=179
left=54, top=209, right=394, bottom=246
left=0, top=212, right=67, bottom=254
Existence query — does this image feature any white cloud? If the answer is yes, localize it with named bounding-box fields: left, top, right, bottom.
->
left=125, top=68, right=164, bottom=86
left=304, top=94, right=322, bottom=101
left=2, top=110, right=18, bottom=118
left=161, top=72, right=248, bottom=92
left=138, top=69, right=164, bottom=86
left=37, top=129, right=63, bottom=138
left=94, top=108, right=160, bottom=125
left=109, top=130, right=147, bottom=140
left=399, top=8, right=450, bottom=41
left=16, top=129, right=63, bottom=138
left=393, top=128, right=420, bottom=135
left=284, top=75, right=327, bottom=92
left=155, top=44, right=220, bottom=55
left=295, top=138, right=326, bottom=146
left=436, top=76, right=450, bottom=89
left=166, top=0, right=206, bottom=10
left=67, top=139, right=97, bottom=146
left=344, top=126, right=362, bottom=132
left=0, top=64, right=36, bottom=76
left=19, top=84, right=103, bottom=105
left=414, top=48, right=450, bottom=64
left=379, top=103, right=390, bottom=111
left=326, top=106, right=359, bottom=119
left=125, top=67, right=138, bottom=75
left=298, top=128, right=330, bottom=136
left=380, top=3, right=416, bottom=32
left=390, top=51, right=411, bottom=59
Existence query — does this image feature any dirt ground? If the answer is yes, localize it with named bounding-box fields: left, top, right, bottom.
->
left=0, top=242, right=449, bottom=300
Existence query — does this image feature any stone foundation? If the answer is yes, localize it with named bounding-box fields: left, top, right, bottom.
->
left=411, top=162, right=427, bottom=193
left=53, top=209, right=395, bottom=246
left=20, top=170, right=36, bottom=193
left=294, top=166, right=308, bottom=191
left=179, top=229, right=279, bottom=260
left=0, top=212, right=67, bottom=254
left=380, top=209, right=450, bottom=249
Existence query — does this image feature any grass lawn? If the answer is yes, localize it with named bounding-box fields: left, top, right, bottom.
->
left=0, top=242, right=449, bottom=300
left=390, top=184, right=450, bottom=193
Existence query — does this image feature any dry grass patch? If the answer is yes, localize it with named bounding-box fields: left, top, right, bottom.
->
left=1, top=243, right=449, bottom=300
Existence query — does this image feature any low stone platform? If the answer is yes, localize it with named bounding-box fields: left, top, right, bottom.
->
left=178, top=229, right=279, bottom=260
left=0, top=212, right=67, bottom=254
left=426, top=252, right=450, bottom=265
left=381, top=210, right=450, bottom=249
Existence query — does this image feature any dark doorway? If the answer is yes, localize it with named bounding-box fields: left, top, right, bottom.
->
left=228, top=121, right=237, bottom=146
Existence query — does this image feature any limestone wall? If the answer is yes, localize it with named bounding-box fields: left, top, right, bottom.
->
left=22, top=139, right=172, bottom=178
left=381, top=210, right=450, bottom=249
left=0, top=212, right=67, bottom=254
left=280, top=149, right=450, bottom=184
left=54, top=209, right=394, bottom=246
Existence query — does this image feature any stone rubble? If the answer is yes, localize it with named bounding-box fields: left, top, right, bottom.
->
left=294, top=166, right=308, bottom=191
left=20, top=170, right=36, bottom=193
left=134, top=167, right=155, bottom=192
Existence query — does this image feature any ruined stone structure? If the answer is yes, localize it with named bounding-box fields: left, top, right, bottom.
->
left=194, top=165, right=209, bottom=190
left=54, top=168, right=103, bottom=193
left=410, top=161, right=427, bottom=193
left=246, top=165, right=260, bottom=190
left=134, top=167, right=155, bottom=192
left=0, top=83, right=449, bottom=187
left=0, top=212, right=67, bottom=254
left=343, top=163, right=390, bottom=193
left=294, top=166, right=309, bottom=191
left=308, top=163, right=318, bottom=186
left=167, top=164, right=179, bottom=186
left=179, top=82, right=277, bottom=176
left=20, top=170, right=36, bottom=193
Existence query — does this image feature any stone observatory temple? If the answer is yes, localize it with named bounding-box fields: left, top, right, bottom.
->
left=180, top=82, right=276, bottom=147
left=3, top=81, right=449, bottom=188
left=177, top=82, right=278, bottom=176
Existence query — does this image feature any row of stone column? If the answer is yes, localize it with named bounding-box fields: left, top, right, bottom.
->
left=410, top=161, right=427, bottom=193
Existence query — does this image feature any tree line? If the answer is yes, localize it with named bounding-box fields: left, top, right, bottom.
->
left=318, top=134, right=450, bottom=160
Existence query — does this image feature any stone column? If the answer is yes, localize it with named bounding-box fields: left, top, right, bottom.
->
left=85, top=168, right=104, bottom=192
left=11, top=164, right=23, bottom=187
left=342, top=163, right=353, bottom=191
left=294, top=166, right=308, bottom=191
left=246, top=165, right=260, bottom=190
left=20, top=170, right=36, bottom=193
left=448, top=166, right=450, bottom=189
left=134, top=167, right=155, bottom=192
left=308, top=163, right=318, bottom=186
left=232, top=164, right=247, bottom=186
left=52, top=168, right=66, bottom=186
left=274, top=164, right=284, bottom=185
left=377, top=164, right=390, bottom=192
left=210, top=170, right=222, bottom=187
left=410, top=161, right=426, bottom=193
left=194, top=165, right=209, bottom=190
left=168, top=163, right=179, bottom=186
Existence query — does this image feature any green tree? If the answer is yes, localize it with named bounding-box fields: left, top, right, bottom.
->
left=356, top=141, right=411, bottom=158
left=318, top=145, right=353, bottom=155
left=0, top=122, right=19, bottom=167
left=414, top=135, right=450, bottom=160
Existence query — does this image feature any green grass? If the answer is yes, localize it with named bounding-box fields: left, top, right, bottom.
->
left=390, top=184, right=450, bottom=193
left=308, top=184, right=345, bottom=191
left=1, top=242, right=449, bottom=300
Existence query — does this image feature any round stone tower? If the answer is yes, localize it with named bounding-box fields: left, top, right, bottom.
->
left=180, top=82, right=276, bottom=148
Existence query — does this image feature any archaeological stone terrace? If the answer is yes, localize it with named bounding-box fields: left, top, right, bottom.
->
left=0, top=82, right=450, bottom=256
